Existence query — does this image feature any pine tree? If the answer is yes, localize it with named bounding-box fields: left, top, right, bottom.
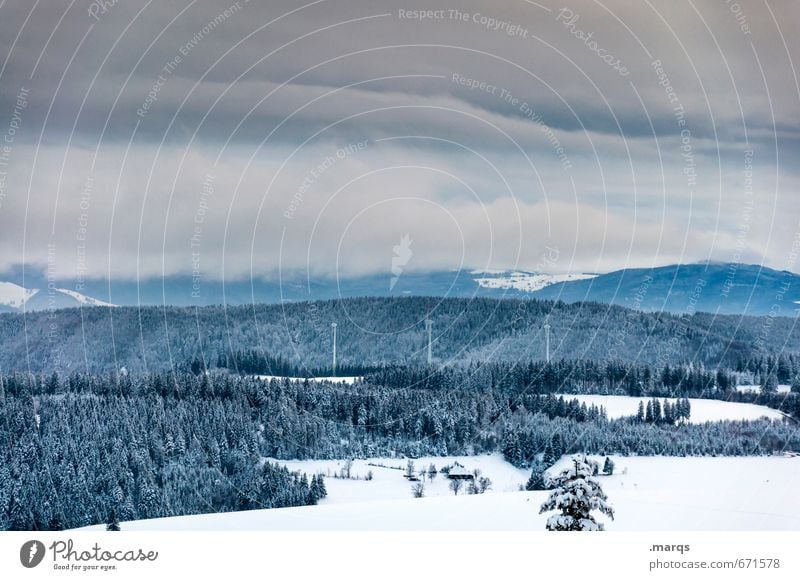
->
left=105, top=509, right=120, bottom=531
left=652, top=399, right=662, bottom=423
left=762, top=372, right=779, bottom=394
left=663, top=401, right=674, bottom=425
left=526, top=461, right=548, bottom=490
left=539, top=454, right=614, bottom=531
left=502, top=433, right=522, bottom=466
left=542, top=440, right=556, bottom=467
left=313, top=474, right=327, bottom=499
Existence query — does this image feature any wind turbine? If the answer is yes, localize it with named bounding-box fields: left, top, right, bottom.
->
left=331, top=322, right=338, bottom=376
left=544, top=322, right=551, bottom=363
left=425, top=318, right=433, bottom=365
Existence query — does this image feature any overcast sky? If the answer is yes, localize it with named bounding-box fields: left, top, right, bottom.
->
left=0, top=0, right=798, bottom=282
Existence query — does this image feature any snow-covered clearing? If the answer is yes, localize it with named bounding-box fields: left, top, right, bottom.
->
left=255, top=375, right=359, bottom=384
left=0, top=281, right=38, bottom=308
left=54, top=288, right=115, bottom=307
left=736, top=384, right=792, bottom=394
left=81, top=455, right=800, bottom=531
left=474, top=271, right=597, bottom=292
left=564, top=394, right=785, bottom=423
left=276, top=454, right=527, bottom=504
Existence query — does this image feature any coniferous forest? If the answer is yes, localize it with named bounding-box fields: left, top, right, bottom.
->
left=3, top=297, right=800, bottom=373
left=1, top=356, right=798, bottom=530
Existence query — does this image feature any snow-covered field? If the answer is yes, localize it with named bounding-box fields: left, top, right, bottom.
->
left=82, top=454, right=800, bottom=531
left=276, top=454, right=528, bottom=504
left=54, top=287, right=115, bottom=307
left=736, top=384, right=792, bottom=394
left=564, top=394, right=785, bottom=423
left=0, top=281, right=38, bottom=308
left=474, top=271, right=597, bottom=292
left=255, top=375, right=360, bottom=384
left=0, top=280, right=114, bottom=309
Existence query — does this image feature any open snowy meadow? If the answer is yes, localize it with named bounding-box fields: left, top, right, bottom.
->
left=563, top=394, right=786, bottom=422
left=81, top=454, right=800, bottom=532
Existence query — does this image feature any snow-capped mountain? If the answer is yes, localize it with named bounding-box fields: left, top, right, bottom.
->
left=1, top=262, right=797, bottom=316
left=0, top=281, right=114, bottom=312
left=0, top=281, right=39, bottom=309
left=531, top=262, right=800, bottom=316
left=472, top=271, right=598, bottom=293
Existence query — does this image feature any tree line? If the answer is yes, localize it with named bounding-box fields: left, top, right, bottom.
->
left=4, top=296, right=800, bottom=373
left=1, top=369, right=798, bottom=530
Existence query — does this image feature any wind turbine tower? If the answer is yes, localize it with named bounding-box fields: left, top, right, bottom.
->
left=425, top=318, right=433, bottom=365
left=544, top=323, right=551, bottom=363
left=331, top=322, right=338, bottom=376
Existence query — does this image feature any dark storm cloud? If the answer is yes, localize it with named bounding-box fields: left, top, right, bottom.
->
left=0, top=0, right=797, bottom=279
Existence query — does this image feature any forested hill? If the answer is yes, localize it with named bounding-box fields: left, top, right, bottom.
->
left=0, top=296, right=799, bottom=373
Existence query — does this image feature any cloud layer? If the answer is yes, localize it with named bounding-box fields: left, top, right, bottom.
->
left=0, top=0, right=797, bottom=281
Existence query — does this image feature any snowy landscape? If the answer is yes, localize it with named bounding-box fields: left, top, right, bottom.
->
left=0, top=280, right=115, bottom=311
left=81, top=454, right=800, bottom=531
left=1, top=6, right=798, bottom=579
left=563, top=394, right=786, bottom=423
left=74, top=392, right=798, bottom=532
left=2, top=333, right=799, bottom=533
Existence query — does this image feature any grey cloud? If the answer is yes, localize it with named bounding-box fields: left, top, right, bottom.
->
left=0, top=0, right=797, bottom=280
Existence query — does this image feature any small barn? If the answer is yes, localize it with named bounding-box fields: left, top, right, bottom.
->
left=446, top=463, right=473, bottom=480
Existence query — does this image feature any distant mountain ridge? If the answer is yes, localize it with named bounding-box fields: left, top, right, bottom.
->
left=0, top=281, right=114, bottom=313
left=1, top=262, right=798, bottom=317
left=2, top=295, right=800, bottom=374
left=532, top=262, right=800, bottom=317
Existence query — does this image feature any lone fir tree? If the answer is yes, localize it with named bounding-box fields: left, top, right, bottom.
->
left=539, top=454, right=614, bottom=531
left=526, top=460, right=548, bottom=490
left=105, top=509, right=120, bottom=532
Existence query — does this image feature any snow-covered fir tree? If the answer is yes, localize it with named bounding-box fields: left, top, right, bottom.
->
left=526, top=460, right=548, bottom=490
left=106, top=509, right=120, bottom=531
left=539, top=454, right=614, bottom=531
